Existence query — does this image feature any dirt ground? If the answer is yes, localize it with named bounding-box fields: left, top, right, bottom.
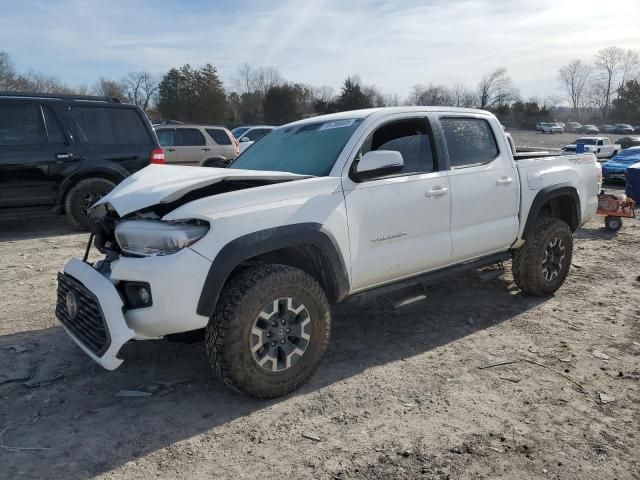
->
left=1, top=183, right=639, bottom=479
left=509, top=129, right=625, bottom=152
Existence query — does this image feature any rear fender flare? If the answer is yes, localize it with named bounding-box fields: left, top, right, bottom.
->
left=522, top=184, right=581, bottom=238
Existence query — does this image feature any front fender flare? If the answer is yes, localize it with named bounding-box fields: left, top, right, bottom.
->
left=196, top=223, right=350, bottom=317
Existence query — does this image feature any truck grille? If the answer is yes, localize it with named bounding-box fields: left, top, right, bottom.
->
left=56, top=272, right=111, bottom=355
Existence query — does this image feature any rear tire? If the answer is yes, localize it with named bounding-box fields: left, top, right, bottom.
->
left=64, top=178, right=116, bottom=230
left=605, top=216, right=622, bottom=232
left=205, top=264, right=331, bottom=398
left=512, top=218, right=573, bottom=296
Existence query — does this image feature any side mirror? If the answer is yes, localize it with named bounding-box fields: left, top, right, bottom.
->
left=354, top=150, right=404, bottom=180
left=240, top=137, right=251, bottom=142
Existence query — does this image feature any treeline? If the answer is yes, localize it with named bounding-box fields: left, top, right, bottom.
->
left=558, top=46, right=640, bottom=122
left=1, top=45, right=639, bottom=127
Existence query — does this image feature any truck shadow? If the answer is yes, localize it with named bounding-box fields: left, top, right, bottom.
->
left=0, top=270, right=547, bottom=479
left=0, top=216, right=83, bottom=242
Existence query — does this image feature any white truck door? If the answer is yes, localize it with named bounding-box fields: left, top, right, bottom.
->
left=439, top=116, right=519, bottom=262
left=342, top=116, right=452, bottom=291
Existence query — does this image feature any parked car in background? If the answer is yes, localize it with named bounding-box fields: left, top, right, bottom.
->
left=614, top=124, right=635, bottom=134
left=634, top=125, right=640, bottom=133
left=231, top=126, right=251, bottom=138
left=155, top=125, right=239, bottom=167
left=0, top=92, right=163, bottom=230
left=556, top=122, right=565, bottom=129
left=601, top=147, right=640, bottom=182
left=616, top=136, right=640, bottom=149
left=236, top=125, right=275, bottom=153
left=565, top=122, right=582, bottom=133
left=56, top=106, right=600, bottom=398
left=579, top=124, right=599, bottom=134
left=561, top=136, right=620, bottom=160
left=599, top=124, right=616, bottom=133
left=540, top=122, right=564, bottom=133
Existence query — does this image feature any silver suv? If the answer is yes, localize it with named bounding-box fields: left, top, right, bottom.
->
left=155, top=125, right=239, bottom=167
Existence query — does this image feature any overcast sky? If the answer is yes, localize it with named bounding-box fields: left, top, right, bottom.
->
left=1, top=0, right=639, bottom=100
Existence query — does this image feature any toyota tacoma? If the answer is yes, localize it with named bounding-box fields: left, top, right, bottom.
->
left=56, top=107, right=601, bottom=398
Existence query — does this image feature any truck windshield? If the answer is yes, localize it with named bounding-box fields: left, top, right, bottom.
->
left=576, top=139, right=597, bottom=145
left=229, top=119, right=362, bottom=176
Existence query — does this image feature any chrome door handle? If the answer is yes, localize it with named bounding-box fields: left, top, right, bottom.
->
left=201, top=148, right=211, bottom=151
left=55, top=152, right=74, bottom=160
left=425, top=186, right=449, bottom=197
left=496, top=177, right=513, bottom=185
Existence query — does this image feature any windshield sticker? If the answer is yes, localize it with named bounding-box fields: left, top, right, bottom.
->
left=319, top=119, right=357, bottom=131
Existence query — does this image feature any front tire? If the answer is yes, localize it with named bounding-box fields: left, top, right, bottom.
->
left=512, top=218, right=573, bottom=296
left=205, top=264, right=331, bottom=398
left=64, top=178, right=116, bottom=230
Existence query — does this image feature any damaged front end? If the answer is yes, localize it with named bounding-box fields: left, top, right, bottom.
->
left=57, top=165, right=311, bottom=370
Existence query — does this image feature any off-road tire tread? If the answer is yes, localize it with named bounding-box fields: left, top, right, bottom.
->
left=205, top=264, right=330, bottom=398
left=512, top=217, right=573, bottom=296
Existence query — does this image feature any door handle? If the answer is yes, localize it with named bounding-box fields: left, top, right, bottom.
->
left=201, top=148, right=211, bottom=152
left=165, top=148, right=176, bottom=152
left=425, top=186, right=449, bottom=197
left=55, top=152, right=74, bottom=160
left=496, top=177, right=513, bottom=185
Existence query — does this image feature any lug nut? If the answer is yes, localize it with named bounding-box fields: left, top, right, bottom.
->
left=271, top=321, right=277, bottom=327
left=281, top=319, right=286, bottom=324
left=266, top=332, right=272, bottom=337
left=270, top=341, right=276, bottom=347
left=286, top=328, right=291, bottom=333
left=280, top=339, right=285, bottom=344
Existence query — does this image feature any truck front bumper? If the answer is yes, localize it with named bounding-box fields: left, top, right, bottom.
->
left=56, top=248, right=212, bottom=370
left=56, top=259, right=135, bottom=370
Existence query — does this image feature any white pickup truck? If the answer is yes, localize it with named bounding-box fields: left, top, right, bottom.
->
left=56, top=107, right=601, bottom=398
left=562, top=136, right=620, bottom=160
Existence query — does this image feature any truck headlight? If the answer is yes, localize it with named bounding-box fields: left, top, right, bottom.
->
left=115, top=219, right=209, bottom=256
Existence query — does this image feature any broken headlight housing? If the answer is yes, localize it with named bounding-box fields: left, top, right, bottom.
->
left=114, top=219, right=209, bottom=256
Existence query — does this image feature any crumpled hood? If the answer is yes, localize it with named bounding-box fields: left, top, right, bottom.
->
left=95, top=164, right=310, bottom=216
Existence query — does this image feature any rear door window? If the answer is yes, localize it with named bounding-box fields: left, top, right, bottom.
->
left=440, top=117, right=499, bottom=168
left=177, top=129, right=205, bottom=146
left=156, top=129, right=176, bottom=146
left=42, top=106, right=67, bottom=144
left=73, top=106, right=152, bottom=145
left=206, top=128, right=232, bottom=145
left=0, top=104, right=47, bottom=146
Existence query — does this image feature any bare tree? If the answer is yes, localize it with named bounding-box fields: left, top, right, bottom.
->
left=121, top=71, right=158, bottom=111
left=586, top=78, right=608, bottom=115
left=94, top=77, right=125, bottom=99
left=408, top=84, right=452, bottom=106
left=451, top=83, right=477, bottom=107
left=558, top=60, right=591, bottom=120
left=232, top=64, right=283, bottom=122
left=620, top=49, right=640, bottom=88
left=0, top=51, right=16, bottom=90
left=594, top=46, right=625, bottom=118
left=476, top=68, right=518, bottom=109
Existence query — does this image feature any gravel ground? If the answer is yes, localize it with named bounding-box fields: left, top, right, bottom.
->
left=1, top=190, right=639, bottom=479
left=509, top=129, right=625, bottom=152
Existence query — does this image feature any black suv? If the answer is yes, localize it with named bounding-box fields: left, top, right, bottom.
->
left=0, top=92, right=164, bottom=229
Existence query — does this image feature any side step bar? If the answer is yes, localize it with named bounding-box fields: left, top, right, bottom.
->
left=348, top=252, right=511, bottom=306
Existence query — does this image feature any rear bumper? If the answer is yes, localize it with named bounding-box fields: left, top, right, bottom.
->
left=57, top=259, right=136, bottom=370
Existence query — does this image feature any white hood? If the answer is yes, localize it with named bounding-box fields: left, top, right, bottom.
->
left=95, top=165, right=310, bottom=216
